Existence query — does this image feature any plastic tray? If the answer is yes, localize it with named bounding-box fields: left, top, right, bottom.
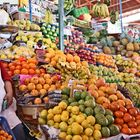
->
left=0, top=116, right=16, bottom=140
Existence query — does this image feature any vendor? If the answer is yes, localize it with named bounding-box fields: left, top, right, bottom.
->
left=0, top=61, right=26, bottom=140
left=33, top=40, right=47, bottom=51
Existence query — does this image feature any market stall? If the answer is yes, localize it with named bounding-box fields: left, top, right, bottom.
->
left=0, top=0, right=140, bottom=140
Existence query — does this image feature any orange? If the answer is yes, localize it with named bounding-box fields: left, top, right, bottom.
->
left=29, top=63, right=36, bottom=69
left=43, top=97, right=49, bottom=103
left=22, top=63, right=30, bottom=69
left=30, top=77, right=39, bottom=84
left=35, top=69, right=40, bottom=75
left=39, top=68, right=45, bottom=74
left=30, top=90, right=39, bottom=96
left=36, top=84, right=43, bottom=90
left=24, top=78, right=30, bottom=85
left=73, top=55, right=80, bottom=63
left=27, top=83, right=35, bottom=91
left=48, top=85, right=56, bottom=92
left=45, top=58, right=50, bottom=63
left=39, top=89, right=47, bottom=95
left=16, top=65, right=22, bottom=70
left=38, top=77, right=46, bottom=85
left=44, top=74, right=51, bottom=79
left=50, top=60, right=56, bottom=67
left=28, top=69, right=35, bottom=75
left=14, top=69, right=20, bottom=75
left=45, top=79, right=52, bottom=85
left=21, top=68, right=28, bottom=74
left=19, top=85, right=27, bottom=91
left=28, top=58, right=37, bottom=64
left=34, top=98, right=42, bottom=104
left=9, top=65, right=15, bottom=71
left=43, top=84, right=50, bottom=90
left=66, top=54, right=73, bottom=62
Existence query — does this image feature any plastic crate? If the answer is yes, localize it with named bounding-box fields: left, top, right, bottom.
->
left=0, top=116, right=16, bottom=140
left=73, top=6, right=89, bottom=18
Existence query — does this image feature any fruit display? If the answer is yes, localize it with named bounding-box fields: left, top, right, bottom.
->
left=15, top=31, right=57, bottom=49
left=0, top=45, right=35, bottom=60
left=8, top=20, right=41, bottom=31
left=92, top=2, right=109, bottom=18
left=0, top=129, right=13, bottom=140
left=41, top=23, right=59, bottom=42
left=43, top=8, right=53, bottom=24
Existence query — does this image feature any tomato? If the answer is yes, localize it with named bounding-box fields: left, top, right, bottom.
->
left=115, top=118, right=124, bottom=125
left=126, top=104, right=134, bottom=109
left=136, top=120, right=140, bottom=125
left=130, top=128, right=137, bottom=135
left=136, top=115, right=140, bottom=120
left=121, top=127, right=131, bottom=135
left=128, top=121, right=137, bottom=128
left=110, top=102, right=120, bottom=111
left=115, top=124, right=122, bottom=130
left=129, top=108, right=138, bottom=117
left=137, top=126, right=140, bottom=133
left=120, top=106, right=127, bottom=113
left=114, top=111, right=124, bottom=118
left=122, top=124, right=128, bottom=128
left=123, top=113, right=133, bottom=123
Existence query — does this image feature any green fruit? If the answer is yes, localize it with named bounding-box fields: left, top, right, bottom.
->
left=78, top=100, right=85, bottom=105
left=109, top=124, right=120, bottom=136
left=84, top=100, right=96, bottom=108
left=106, top=115, right=114, bottom=125
left=94, top=105, right=105, bottom=115
left=101, top=127, right=110, bottom=138
left=61, top=87, right=70, bottom=96
left=38, top=118, right=46, bottom=125
left=68, top=98, right=76, bottom=104
left=74, top=91, right=81, bottom=101
left=85, top=95, right=93, bottom=101
left=79, top=105, right=85, bottom=112
left=41, top=27, right=46, bottom=31
left=105, top=109, right=113, bottom=116
left=80, top=91, right=88, bottom=99
left=62, top=95, right=69, bottom=100
left=62, top=100, right=69, bottom=105
left=70, top=102, right=79, bottom=106
left=39, top=110, right=47, bottom=119
left=84, top=107, right=94, bottom=116
left=95, top=114, right=109, bottom=126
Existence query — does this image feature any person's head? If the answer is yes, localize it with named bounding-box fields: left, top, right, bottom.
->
left=37, top=40, right=43, bottom=47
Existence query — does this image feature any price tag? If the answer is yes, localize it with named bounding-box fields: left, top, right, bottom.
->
left=64, top=27, right=72, bottom=36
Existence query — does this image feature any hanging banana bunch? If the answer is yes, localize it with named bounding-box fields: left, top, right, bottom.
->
left=92, top=2, right=109, bottom=18
left=104, top=0, right=111, bottom=6
left=44, top=8, right=53, bottom=24
left=64, top=0, right=75, bottom=12
left=110, top=10, right=119, bottom=24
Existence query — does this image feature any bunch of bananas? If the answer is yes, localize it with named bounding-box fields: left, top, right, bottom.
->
left=43, top=8, right=53, bottom=24
left=64, top=0, right=75, bottom=12
left=92, top=2, right=109, bottom=18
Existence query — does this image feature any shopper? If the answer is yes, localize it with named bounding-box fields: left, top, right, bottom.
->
left=0, top=61, right=26, bottom=140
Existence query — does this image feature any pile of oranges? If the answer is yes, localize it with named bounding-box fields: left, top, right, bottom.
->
left=0, top=130, right=13, bottom=140
left=2, top=57, right=45, bottom=77
left=19, top=73, right=62, bottom=104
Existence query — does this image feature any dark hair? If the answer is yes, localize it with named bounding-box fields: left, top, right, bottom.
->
left=37, top=40, right=43, bottom=46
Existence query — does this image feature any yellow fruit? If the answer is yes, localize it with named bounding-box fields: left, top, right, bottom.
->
left=47, top=120, right=54, bottom=126
left=53, top=106, right=62, bottom=114
left=72, top=135, right=82, bottom=140
left=54, top=123, right=59, bottom=129
left=19, top=85, right=27, bottom=91
left=75, top=114, right=86, bottom=124
left=94, top=124, right=101, bottom=130
left=67, top=106, right=72, bottom=112
left=59, top=122, right=68, bottom=132
left=86, top=116, right=96, bottom=125
left=81, top=120, right=90, bottom=129
left=59, top=132, right=67, bottom=139
left=89, top=137, right=95, bottom=140
left=71, top=106, right=79, bottom=115
left=84, top=128, right=93, bottom=136
left=59, top=101, right=68, bottom=110
left=93, top=130, right=102, bottom=140
left=66, top=135, right=72, bottom=140
left=71, top=114, right=77, bottom=120
left=71, top=123, right=83, bottom=135
left=61, top=111, right=69, bottom=122
left=82, top=135, right=89, bottom=140
left=54, top=114, right=61, bottom=123
left=47, top=113, right=54, bottom=120
left=39, top=89, right=47, bottom=96
left=48, top=109, right=53, bottom=114
left=68, top=118, right=75, bottom=125
left=67, top=127, right=72, bottom=135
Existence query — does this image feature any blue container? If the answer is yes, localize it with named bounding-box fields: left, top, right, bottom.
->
left=0, top=116, right=16, bottom=140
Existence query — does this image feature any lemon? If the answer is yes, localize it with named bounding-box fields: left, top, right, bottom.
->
left=93, top=130, right=102, bottom=140
left=47, top=120, right=54, bottom=126
left=82, top=135, right=89, bottom=140
left=84, top=128, right=93, bottom=136
left=87, top=116, right=96, bottom=125
left=53, top=106, right=62, bottom=114
left=54, top=123, right=59, bottom=129
left=72, top=135, right=82, bottom=140
left=71, top=106, right=79, bottom=115
left=75, top=114, right=85, bottom=124
left=66, top=135, right=72, bottom=140
left=47, top=113, right=54, bottom=120
left=59, top=101, right=68, bottom=110
left=54, top=114, right=61, bottom=123
left=71, top=122, right=83, bottom=135
left=59, top=122, right=68, bottom=132
left=94, top=124, right=101, bottom=130
left=81, top=120, right=90, bottom=129
left=59, top=132, right=67, bottom=139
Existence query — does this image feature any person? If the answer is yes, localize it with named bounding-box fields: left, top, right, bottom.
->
left=33, top=40, right=46, bottom=51
left=0, top=61, right=26, bottom=140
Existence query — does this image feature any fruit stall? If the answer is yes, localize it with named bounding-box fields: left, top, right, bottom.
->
left=0, top=0, right=140, bottom=140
